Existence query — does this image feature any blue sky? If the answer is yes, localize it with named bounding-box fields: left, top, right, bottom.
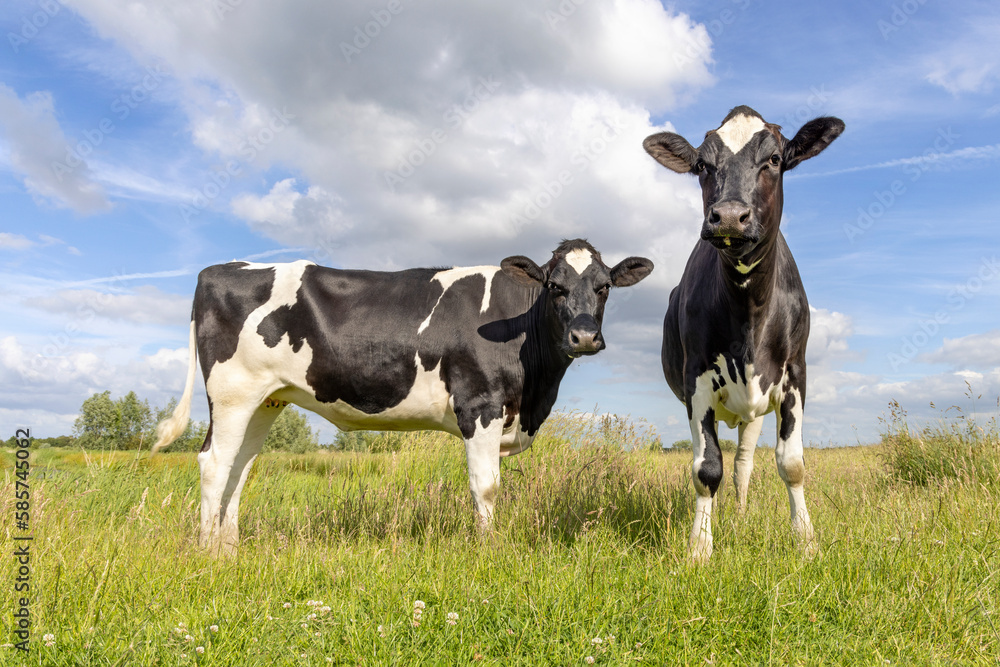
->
left=2, top=0, right=999, bottom=446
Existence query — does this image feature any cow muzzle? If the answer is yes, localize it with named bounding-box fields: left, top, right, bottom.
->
left=702, top=200, right=758, bottom=252
left=566, top=314, right=605, bottom=357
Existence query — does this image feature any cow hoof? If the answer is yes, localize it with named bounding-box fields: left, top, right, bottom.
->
left=800, top=536, right=820, bottom=559
left=688, top=537, right=713, bottom=564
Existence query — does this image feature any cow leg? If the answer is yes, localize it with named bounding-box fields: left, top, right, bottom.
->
left=216, top=404, right=283, bottom=552
left=733, top=416, right=764, bottom=514
left=197, top=403, right=258, bottom=555
left=775, top=388, right=816, bottom=554
left=463, top=416, right=503, bottom=531
left=689, top=406, right=723, bottom=562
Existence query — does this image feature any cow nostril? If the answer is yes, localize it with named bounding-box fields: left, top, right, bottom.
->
left=739, top=211, right=749, bottom=223
left=570, top=332, right=581, bottom=345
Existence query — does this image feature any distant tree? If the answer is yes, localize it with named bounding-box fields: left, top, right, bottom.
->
left=668, top=437, right=737, bottom=452
left=718, top=438, right=737, bottom=453
left=152, top=398, right=208, bottom=452
left=74, top=390, right=154, bottom=449
left=117, top=391, right=153, bottom=449
left=263, top=407, right=319, bottom=453
left=332, top=430, right=405, bottom=453
left=73, top=391, right=118, bottom=449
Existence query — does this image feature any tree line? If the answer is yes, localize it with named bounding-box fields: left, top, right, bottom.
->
left=5, top=390, right=320, bottom=452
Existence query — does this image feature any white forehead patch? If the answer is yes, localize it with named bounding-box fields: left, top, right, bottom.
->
left=564, top=248, right=593, bottom=275
left=716, top=114, right=766, bottom=154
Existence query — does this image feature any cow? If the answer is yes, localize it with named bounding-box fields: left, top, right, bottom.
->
left=643, top=106, right=844, bottom=561
left=153, top=239, right=653, bottom=554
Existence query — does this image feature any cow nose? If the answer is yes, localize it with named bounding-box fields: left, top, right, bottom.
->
left=567, top=317, right=605, bottom=356
left=705, top=201, right=752, bottom=236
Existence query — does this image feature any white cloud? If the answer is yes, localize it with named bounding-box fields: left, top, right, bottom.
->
left=29, top=285, right=190, bottom=326
left=918, top=329, right=1000, bottom=369
left=62, top=0, right=712, bottom=269
left=0, top=83, right=110, bottom=214
left=925, top=21, right=1000, bottom=95
left=0, top=232, right=35, bottom=251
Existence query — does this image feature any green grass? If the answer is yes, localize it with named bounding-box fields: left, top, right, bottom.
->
left=2, top=412, right=998, bottom=665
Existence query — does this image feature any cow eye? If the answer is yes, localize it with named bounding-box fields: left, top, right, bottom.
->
left=597, top=282, right=611, bottom=294
left=769, top=153, right=781, bottom=166
left=694, top=159, right=706, bottom=173
left=546, top=281, right=564, bottom=295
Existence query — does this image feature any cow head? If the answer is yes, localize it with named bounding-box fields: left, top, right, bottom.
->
left=643, top=106, right=844, bottom=262
left=501, top=239, right=653, bottom=359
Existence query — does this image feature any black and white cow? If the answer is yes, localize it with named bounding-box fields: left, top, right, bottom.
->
left=643, top=106, right=844, bottom=561
left=154, top=239, right=652, bottom=553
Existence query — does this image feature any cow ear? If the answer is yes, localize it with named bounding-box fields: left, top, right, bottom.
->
left=501, top=255, right=545, bottom=286
left=782, top=116, right=845, bottom=171
left=610, top=256, right=653, bottom=287
left=643, top=132, right=699, bottom=174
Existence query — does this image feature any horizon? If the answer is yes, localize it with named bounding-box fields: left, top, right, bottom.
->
left=3, top=0, right=999, bottom=447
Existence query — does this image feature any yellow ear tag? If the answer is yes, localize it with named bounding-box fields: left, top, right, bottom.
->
left=724, top=237, right=731, bottom=247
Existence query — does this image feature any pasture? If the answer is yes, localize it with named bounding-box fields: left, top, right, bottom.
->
left=2, top=411, right=998, bottom=665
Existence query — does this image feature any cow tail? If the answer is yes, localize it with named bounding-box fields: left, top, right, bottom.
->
left=152, top=318, right=198, bottom=453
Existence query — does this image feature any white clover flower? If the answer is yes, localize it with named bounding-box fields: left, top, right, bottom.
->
left=446, top=612, right=459, bottom=626
left=320, top=606, right=331, bottom=613
left=378, top=625, right=387, bottom=638
left=283, top=602, right=293, bottom=609
left=301, top=623, right=309, bottom=629
left=209, top=625, right=219, bottom=633
left=196, top=646, right=205, bottom=654
left=413, top=600, right=426, bottom=610
left=185, top=635, right=194, bottom=642
left=585, top=657, right=595, bottom=664
left=266, top=615, right=273, bottom=621
left=43, top=634, right=55, bottom=642
left=591, top=637, right=603, bottom=645
left=180, top=654, right=187, bottom=659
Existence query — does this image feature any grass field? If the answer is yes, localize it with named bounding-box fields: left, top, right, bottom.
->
left=2, top=410, right=998, bottom=665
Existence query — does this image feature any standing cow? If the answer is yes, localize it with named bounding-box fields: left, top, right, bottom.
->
left=154, top=239, right=652, bottom=554
left=643, top=106, right=844, bottom=560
